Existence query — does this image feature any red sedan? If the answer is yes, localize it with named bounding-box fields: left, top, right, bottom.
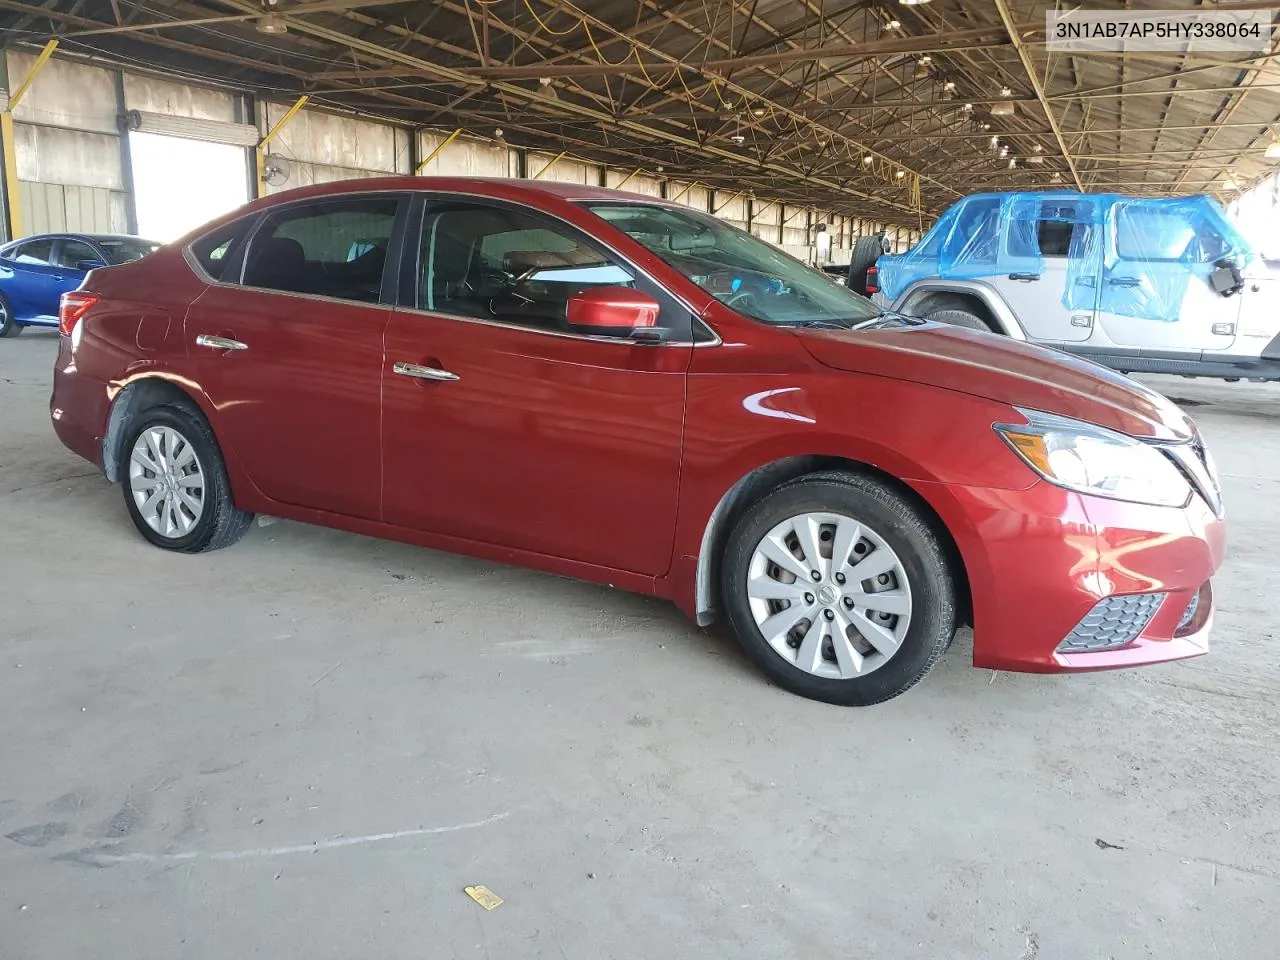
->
left=50, top=178, right=1225, bottom=705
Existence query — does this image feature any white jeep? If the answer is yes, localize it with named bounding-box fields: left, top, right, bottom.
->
left=875, top=191, right=1280, bottom=382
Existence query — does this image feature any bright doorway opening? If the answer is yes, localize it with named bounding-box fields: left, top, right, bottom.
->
left=129, top=132, right=250, bottom=242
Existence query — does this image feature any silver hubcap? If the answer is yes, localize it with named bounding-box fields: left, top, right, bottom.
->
left=128, top=426, right=205, bottom=538
left=746, top=511, right=913, bottom=680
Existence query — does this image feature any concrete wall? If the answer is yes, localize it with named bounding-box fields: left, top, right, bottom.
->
left=261, top=101, right=411, bottom=194
left=417, top=130, right=514, bottom=178
left=123, top=73, right=239, bottom=123
left=6, top=50, right=127, bottom=234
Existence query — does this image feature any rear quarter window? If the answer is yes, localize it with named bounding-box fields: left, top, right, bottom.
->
left=189, top=220, right=253, bottom=281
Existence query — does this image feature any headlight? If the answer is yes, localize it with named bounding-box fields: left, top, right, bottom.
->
left=995, top=409, right=1191, bottom=507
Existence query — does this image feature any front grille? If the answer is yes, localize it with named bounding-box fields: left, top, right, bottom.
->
left=1057, top=593, right=1165, bottom=653
left=1176, top=592, right=1200, bottom=633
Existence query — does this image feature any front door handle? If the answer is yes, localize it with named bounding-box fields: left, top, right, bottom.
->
left=1007, top=273, right=1040, bottom=282
left=195, top=334, right=249, bottom=351
left=393, top=361, right=459, bottom=382
left=1108, top=277, right=1142, bottom=288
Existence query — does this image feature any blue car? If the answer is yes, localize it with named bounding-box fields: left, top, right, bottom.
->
left=0, top=233, right=160, bottom=337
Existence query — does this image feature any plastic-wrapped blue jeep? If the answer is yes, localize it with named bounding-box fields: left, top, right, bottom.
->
left=875, top=191, right=1280, bottom=382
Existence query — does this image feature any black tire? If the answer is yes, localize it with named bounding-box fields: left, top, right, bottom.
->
left=118, top=403, right=253, bottom=553
left=720, top=471, right=957, bottom=706
left=0, top=293, right=22, bottom=337
left=927, top=308, right=995, bottom=333
left=846, top=235, right=889, bottom=295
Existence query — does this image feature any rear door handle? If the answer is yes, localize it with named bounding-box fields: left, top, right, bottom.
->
left=195, top=334, right=249, bottom=351
left=1007, top=273, right=1040, bottom=282
left=393, top=361, right=459, bottom=382
left=1108, top=277, right=1141, bottom=288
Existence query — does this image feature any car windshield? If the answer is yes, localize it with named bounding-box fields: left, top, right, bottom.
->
left=96, top=239, right=160, bottom=265
left=585, top=202, right=882, bottom=327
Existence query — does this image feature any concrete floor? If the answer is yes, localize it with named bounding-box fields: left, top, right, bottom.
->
left=1, top=329, right=1278, bottom=960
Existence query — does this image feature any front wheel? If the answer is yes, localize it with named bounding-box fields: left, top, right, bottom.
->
left=720, top=472, right=957, bottom=706
left=928, top=308, right=994, bottom=333
left=119, top=403, right=253, bottom=552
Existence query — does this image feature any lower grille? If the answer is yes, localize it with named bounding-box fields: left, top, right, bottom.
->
left=1174, top=581, right=1213, bottom=638
left=1057, top=593, right=1165, bottom=653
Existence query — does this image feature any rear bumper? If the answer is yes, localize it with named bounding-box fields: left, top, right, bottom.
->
left=49, top=336, right=108, bottom=472
left=912, top=478, right=1225, bottom=673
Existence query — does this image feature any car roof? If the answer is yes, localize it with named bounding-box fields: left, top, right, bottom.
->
left=0, top=232, right=157, bottom=246
left=248, top=176, right=675, bottom=209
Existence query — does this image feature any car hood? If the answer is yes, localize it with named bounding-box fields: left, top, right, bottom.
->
left=797, top=323, right=1195, bottom=441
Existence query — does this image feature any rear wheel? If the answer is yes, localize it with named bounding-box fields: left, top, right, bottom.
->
left=0, top=294, right=21, bottom=337
left=720, top=472, right=957, bottom=706
left=119, top=403, right=253, bottom=552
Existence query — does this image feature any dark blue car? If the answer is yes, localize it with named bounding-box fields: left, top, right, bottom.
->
left=0, top=233, right=160, bottom=337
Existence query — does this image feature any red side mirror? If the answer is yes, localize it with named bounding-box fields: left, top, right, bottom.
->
left=566, top=286, right=659, bottom=333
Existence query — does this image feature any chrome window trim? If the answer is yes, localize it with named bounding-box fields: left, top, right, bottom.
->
left=391, top=302, right=711, bottom=348
left=181, top=186, right=723, bottom=345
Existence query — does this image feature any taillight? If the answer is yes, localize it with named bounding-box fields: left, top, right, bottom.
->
left=864, top=264, right=880, bottom=295
left=59, top=291, right=99, bottom=337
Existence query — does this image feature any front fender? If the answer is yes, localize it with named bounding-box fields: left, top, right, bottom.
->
left=892, top=279, right=1028, bottom=339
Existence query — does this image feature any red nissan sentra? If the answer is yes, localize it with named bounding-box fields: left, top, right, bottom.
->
left=50, top=178, right=1225, bottom=706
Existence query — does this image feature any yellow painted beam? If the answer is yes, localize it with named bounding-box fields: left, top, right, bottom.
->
left=8, top=39, right=59, bottom=110
left=667, top=180, right=699, bottom=203
left=2, top=39, right=59, bottom=237
left=255, top=95, right=309, bottom=193
left=530, top=150, right=566, bottom=180
left=416, top=128, right=460, bottom=173
left=713, top=190, right=744, bottom=214
left=612, top=167, right=642, bottom=190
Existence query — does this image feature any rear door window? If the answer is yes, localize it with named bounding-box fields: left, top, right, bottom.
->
left=242, top=196, right=401, bottom=303
left=12, top=239, right=54, bottom=265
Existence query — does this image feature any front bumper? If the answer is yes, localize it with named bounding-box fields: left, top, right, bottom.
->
left=912, top=478, right=1225, bottom=673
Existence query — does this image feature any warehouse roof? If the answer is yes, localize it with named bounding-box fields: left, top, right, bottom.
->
left=3, top=0, right=1278, bottom=227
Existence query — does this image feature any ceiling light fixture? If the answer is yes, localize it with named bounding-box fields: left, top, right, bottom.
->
left=752, top=107, right=766, bottom=117
left=919, top=55, right=932, bottom=64
left=862, top=155, right=874, bottom=165
left=899, top=0, right=932, bottom=5
left=1008, top=158, right=1017, bottom=169
left=895, top=170, right=906, bottom=178
left=256, top=12, right=287, bottom=34
left=1265, top=142, right=1280, bottom=160
left=886, top=19, right=902, bottom=29
left=943, top=80, right=956, bottom=91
